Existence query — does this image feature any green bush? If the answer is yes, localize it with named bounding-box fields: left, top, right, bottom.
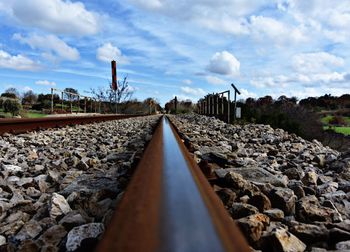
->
left=3, top=99, right=22, bottom=116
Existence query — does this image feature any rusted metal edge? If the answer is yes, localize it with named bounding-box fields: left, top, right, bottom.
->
left=96, top=115, right=250, bottom=251
left=0, top=114, right=145, bottom=135
left=96, top=116, right=163, bottom=252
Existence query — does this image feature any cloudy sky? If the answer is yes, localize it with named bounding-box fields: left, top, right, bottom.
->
left=0, top=0, right=349, bottom=105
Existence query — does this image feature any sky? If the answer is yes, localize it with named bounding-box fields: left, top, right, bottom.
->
left=0, top=0, right=349, bottom=105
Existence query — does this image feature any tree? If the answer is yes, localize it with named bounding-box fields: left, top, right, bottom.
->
left=2, top=88, right=20, bottom=99
left=3, top=99, right=22, bottom=116
left=91, top=75, right=134, bottom=113
left=22, top=90, right=37, bottom=105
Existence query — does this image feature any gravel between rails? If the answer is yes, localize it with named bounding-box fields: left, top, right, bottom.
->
left=0, top=115, right=161, bottom=251
left=169, top=114, right=350, bottom=252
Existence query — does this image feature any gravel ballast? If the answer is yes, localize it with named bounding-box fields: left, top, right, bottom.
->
left=169, top=114, right=350, bottom=252
left=0, top=115, right=160, bottom=251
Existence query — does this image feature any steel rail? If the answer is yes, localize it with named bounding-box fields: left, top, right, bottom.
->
left=0, top=114, right=144, bottom=135
left=96, top=116, right=250, bottom=252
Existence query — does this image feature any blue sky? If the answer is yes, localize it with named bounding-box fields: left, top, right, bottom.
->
left=0, top=0, right=349, bottom=105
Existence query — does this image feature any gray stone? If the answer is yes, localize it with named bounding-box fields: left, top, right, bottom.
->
left=289, top=222, right=329, bottom=244
left=236, top=213, right=270, bottom=243
left=263, top=209, right=284, bottom=221
left=269, top=187, right=296, bottom=216
left=248, top=193, right=271, bottom=212
left=37, top=225, right=67, bottom=247
left=262, top=227, right=306, bottom=252
left=229, top=203, right=259, bottom=219
left=302, top=171, right=318, bottom=186
left=296, top=195, right=340, bottom=223
left=50, top=193, right=72, bottom=219
left=66, top=223, right=104, bottom=251
left=0, top=235, right=6, bottom=246
left=59, top=211, right=86, bottom=231
left=2, top=164, right=23, bottom=175
left=15, top=220, right=43, bottom=241
left=336, top=240, right=350, bottom=250
left=216, top=167, right=287, bottom=187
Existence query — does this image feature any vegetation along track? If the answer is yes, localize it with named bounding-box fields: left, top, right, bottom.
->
left=97, top=115, right=250, bottom=252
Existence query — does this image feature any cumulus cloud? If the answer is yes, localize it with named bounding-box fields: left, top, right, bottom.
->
left=205, top=75, right=226, bottom=85
left=292, top=52, right=344, bottom=73
left=0, top=50, right=40, bottom=71
left=14, top=33, right=80, bottom=61
left=250, top=72, right=348, bottom=88
left=23, top=86, right=33, bottom=92
left=35, top=80, right=56, bottom=86
left=96, top=43, right=129, bottom=64
left=240, top=88, right=257, bottom=99
left=180, top=86, right=206, bottom=96
left=249, top=16, right=307, bottom=44
left=8, top=0, right=99, bottom=35
left=128, top=0, right=265, bottom=34
left=207, top=51, right=240, bottom=76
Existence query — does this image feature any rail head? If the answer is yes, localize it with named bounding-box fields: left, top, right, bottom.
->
left=96, top=115, right=250, bottom=252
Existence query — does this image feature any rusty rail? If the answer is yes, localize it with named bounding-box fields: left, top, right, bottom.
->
left=0, top=114, right=144, bottom=135
left=96, top=116, right=250, bottom=252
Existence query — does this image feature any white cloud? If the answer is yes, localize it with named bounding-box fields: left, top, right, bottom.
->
left=207, top=51, right=240, bottom=76
left=128, top=0, right=266, bottom=34
left=0, top=50, right=40, bottom=71
left=180, top=86, right=206, bottom=96
left=250, top=72, right=348, bottom=88
left=249, top=16, right=307, bottom=45
left=35, top=80, right=56, bottom=86
left=14, top=34, right=80, bottom=61
left=205, top=75, right=226, bottom=85
left=8, top=0, right=99, bottom=35
left=240, top=88, right=257, bottom=99
left=23, top=86, right=33, bottom=92
left=129, top=0, right=162, bottom=10
left=292, top=52, right=344, bottom=73
left=183, top=79, right=192, bottom=85
left=96, top=43, right=129, bottom=64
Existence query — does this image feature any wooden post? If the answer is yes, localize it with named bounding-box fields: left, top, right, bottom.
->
left=51, top=88, right=54, bottom=114
left=77, top=95, right=80, bottom=114
left=70, top=94, right=72, bottom=114
left=61, top=92, right=64, bottom=112
left=84, top=97, right=87, bottom=113
left=228, top=90, right=231, bottom=123
left=216, top=94, right=219, bottom=117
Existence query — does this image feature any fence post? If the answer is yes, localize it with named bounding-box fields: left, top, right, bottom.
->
left=51, top=88, right=54, bottom=114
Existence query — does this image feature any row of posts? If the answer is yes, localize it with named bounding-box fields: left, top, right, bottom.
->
left=198, top=91, right=232, bottom=123
left=198, top=84, right=241, bottom=123
left=51, top=88, right=101, bottom=114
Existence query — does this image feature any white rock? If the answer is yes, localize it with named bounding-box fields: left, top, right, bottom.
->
left=3, top=165, right=23, bottom=174
left=0, top=235, right=6, bottom=246
left=66, top=223, right=104, bottom=251
left=50, top=193, right=72, bottom=219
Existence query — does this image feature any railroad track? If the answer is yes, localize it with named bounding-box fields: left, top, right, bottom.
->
left=97, top=116, right=250, bottom=252
left=0, top=114, right=144, bottom=135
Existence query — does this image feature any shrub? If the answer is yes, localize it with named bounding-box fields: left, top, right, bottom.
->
left=329, top=116, right=346, bottom=126
left=3, top=99, right=22, bottom=116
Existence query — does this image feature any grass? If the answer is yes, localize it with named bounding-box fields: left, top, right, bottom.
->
left=333, top=127, right=350, bottom=135
left=321, top=115, right=350, bottom=136
left=26, top=112, right=47, bottom=118
left=324, top=126, right=350, bottom=136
